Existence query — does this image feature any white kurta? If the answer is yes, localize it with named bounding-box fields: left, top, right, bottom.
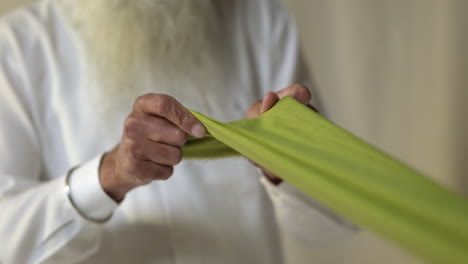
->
left=0, top=0, right=356, bottom=263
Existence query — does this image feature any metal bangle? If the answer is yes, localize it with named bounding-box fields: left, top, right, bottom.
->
left=64, top=165, right=113, bottom=223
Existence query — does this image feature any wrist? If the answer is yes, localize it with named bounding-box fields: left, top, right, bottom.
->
left=99, top=148, right=131, bottom=202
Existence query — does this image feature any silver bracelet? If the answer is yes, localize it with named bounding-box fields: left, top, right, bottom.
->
left=64, top=165, right=113, bottom=223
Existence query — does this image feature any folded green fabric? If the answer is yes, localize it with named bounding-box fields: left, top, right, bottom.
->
left=183, top=97, right=468, bottom=264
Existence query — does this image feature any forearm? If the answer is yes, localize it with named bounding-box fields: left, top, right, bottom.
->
left=0, top=156, right=117, bottom=263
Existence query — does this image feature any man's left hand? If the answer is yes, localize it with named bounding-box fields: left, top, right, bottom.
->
left=246, top=84, right=315, bottom=185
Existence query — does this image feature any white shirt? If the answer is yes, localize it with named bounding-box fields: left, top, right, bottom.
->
left=0, top=0, right=356, bottom=263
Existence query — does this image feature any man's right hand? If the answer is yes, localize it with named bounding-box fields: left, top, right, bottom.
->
left=98, top=94, right=206, bottom=202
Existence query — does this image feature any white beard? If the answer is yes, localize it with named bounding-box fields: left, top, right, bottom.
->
left=59, top=0, right=222, bottom=121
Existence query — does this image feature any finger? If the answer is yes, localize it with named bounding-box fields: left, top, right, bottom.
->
left=133, top=162, right=174, bottom=183
left=121, top=157, right=174, bottom=186
left=275, top=84, right=312, bottom=105
left=146, top=118, right=189, bottom=147
left=136, top=141, right=183, bottom=166
left=246, top=100, right=262, bottom=119
left=125, top=115, right=188, bottom=147
left=135, top=94, right=206, bottom=138
left=260, top=92, right=280, bottom=114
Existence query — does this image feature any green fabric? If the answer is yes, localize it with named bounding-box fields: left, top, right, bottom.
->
left=183, top=96, right=468, bottom=263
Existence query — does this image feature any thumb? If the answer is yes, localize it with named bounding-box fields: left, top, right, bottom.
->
left=260, top=92, right=280, bottom=114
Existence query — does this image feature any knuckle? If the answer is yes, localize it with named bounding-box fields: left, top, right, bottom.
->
left=293, top=84, right=312, bottom=103
left=123, top=117, right=138, bottom=134
left=155, top=93, right=169, bottom=100
left=172, top=128, right=189, bottom=145
left=132, top=96, right=143, bottom=109
left=133, top=94, right=151, bottom=109
left=293, top=83, right=307, bottom=89
left=302, top=87, right=312, bottom=99
left=122, top=138, right=139, bottom=157
left=294, top=84, right=311, bottom=97
left=154, top=96, right=169, bottom=113
left=140, top=93, right=156, bottom=101
left=154, top=94, right=174, bottom=111
left=177, top=111, right=190, bottom=126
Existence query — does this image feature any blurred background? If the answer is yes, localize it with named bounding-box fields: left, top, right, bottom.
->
left=1, top=1, right=466, bottom=263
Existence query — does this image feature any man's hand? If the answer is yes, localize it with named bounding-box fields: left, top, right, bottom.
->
left=99, top=94, right=206, bottom=202
left=246, top=84, right=315, bottom=184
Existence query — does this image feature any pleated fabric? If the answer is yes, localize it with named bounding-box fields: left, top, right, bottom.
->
left=184, top=97, right=468, bottom=264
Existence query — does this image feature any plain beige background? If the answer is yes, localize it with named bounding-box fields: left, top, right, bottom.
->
left=2, top=1, right=467, bottom=263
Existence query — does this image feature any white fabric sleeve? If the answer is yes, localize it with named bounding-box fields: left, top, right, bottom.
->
left=69, top=155, right=118, bottom=221
left=0, top=22, right=114, bottom=263
left=0, top=159, right=116, bottom=264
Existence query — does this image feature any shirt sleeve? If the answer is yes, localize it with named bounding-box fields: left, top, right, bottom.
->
left=69, top=155, right=118, bottom=221
left=0, top=12, right=116, bottom=263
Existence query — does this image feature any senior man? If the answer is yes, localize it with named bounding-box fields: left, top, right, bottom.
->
left=0, top=0, right=356, bottom=263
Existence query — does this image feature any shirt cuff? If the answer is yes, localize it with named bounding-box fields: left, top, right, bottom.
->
left=69, top=155, right=118, bottom=222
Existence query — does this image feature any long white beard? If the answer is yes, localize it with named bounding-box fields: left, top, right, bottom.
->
left=60, top=0, right=222, bottom=120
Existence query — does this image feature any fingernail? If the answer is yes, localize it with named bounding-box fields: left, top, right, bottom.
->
left=191, top=124, right=206, bottom=138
